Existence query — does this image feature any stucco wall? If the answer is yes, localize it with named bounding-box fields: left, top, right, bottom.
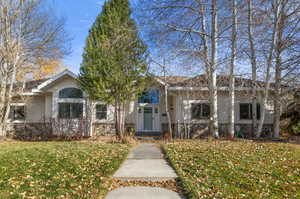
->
left=26, top=96, right=45, bottom=122
left=20, top=75, right=274, bottom=133
left=174, top=90, right=274, bottom=125
left=45, top=93, right=52, bottom=119
left=43, top=76, right=85, bottom=118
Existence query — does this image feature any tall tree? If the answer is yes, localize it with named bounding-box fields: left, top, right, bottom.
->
left=272, top=0, right=300, bottom=138
left=139, top=0, right=232, bottom=138
left=228, top=0, right=238, bottom=138
left=257, top=0, right=282, bottom=137
left=78, top=0, right=148, bottom=139
left=0, top=0, right=69, bottom=136
left=209, top=0, right=219, bottom=138
left=247, top=0, right=258, bottom=136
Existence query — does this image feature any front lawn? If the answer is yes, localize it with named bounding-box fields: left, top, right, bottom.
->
left=163, top=140, right=300, bottom=199
left=0, top=142, right=130, bottom=199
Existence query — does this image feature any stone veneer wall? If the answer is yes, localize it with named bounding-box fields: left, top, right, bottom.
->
left=7, top=122, right=274, bottom=139
left=7, top=120, right=91, bottom=140
left=93, top=123, right=115, bottom=136
left=167, top=123, right=273, bottom=138
left=7, top=123, right=53, bottom=140
left=92, top=123, right=135, bottom=137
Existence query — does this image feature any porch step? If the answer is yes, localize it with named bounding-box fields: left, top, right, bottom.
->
left=136, top=136, right=157, bottom=141
left=136, top=131, right=161, bottom=136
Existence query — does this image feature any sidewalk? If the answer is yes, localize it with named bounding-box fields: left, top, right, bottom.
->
left=113, top=143, right=177, bottom=181
left=105, top=143, right=184, bottom=199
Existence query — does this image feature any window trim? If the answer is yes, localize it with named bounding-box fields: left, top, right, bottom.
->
left=9, top=104, right=26, bottom=122
left=95, top=104, right=108, bottom=121
left=191, top=103, right=210, bottom=120
left=59, top=87, right=83, bottom=99
left=58, top=102, right=84, bottom=119
left=239, top=103, right=261, bottom=120
left=138, top=88, right=160, bottom=104
left=55, top=86, right=86, bottom=119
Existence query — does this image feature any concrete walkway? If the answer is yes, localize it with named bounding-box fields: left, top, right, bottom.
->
left=105, top=143, right=182, bottom=199
left=105, top=187, right=184, bottom=199
left=113, top=143, right=177, bottom=181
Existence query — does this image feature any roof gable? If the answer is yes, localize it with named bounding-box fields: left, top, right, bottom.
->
left=32, top=70, right=77, bottom=93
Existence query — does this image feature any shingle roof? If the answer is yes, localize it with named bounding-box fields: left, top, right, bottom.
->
left=20, top=73, right=274, bottom=93
left=23, top=78, right=48, bottom=91
left=158, top=76, right=189, bottom=85
left=171, top=74, right=271, bottom=88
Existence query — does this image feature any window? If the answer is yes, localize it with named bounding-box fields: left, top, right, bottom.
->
left=58, top=103, right=83, bottom=119
left=59, top=88, right=83, bottom=98
left=191, top=103, right=210, bottom=119
left=138, top=89, right=159, bottom=104
left=9, top=105, right=26, bottom=120
left=96, top=104, right=107, bottom=120
left=240, top=103, right=261, bottom=120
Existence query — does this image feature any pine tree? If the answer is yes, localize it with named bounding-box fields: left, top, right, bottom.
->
left=78, top=0, right=148, bottom=139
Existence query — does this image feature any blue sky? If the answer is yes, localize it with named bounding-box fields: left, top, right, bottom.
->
left=45, top=0, right=199, bottom=76
left=47, top=0, right=105, bottom=74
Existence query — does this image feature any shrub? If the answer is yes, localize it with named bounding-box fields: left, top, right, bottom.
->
left=292, top=120, right=300, bottom=135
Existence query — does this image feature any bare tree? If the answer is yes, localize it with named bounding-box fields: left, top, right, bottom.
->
left=228, top=0, right=238, bottom=138
left=272, top=0, right=300, bottom=138
left=209, top=0, right=219, bottom=138
left=242, top=0, right=288, bottom=138
left=0, top=0, right=69, bottom=136
left=138, top=0, right=236, bottom=138
left=140, top=0, right=300, bottom=139
left=151, top=58, right=173, bottom=139
left=247, top=0, right=258, bottom=136
left=257, top=0, right=281, bottom=137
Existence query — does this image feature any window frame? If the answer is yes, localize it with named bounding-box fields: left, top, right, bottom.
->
left=191, top=103, right=210, bottom=120
left=138, top=88, right=160, bottom=104
left=95, top=104, right=108, bottom=120
left=59, top=87, right=83, bottom=99
left=9, top=104, right=26, bottom=122
left=58, top=102, right=83, bottom=119
left=239, top=103, right=261, bottom=120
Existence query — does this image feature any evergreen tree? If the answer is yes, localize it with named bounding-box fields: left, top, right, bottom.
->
left=78, top=0, right=148, bottom=138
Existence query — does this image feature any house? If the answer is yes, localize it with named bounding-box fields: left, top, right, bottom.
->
left=8, top=70, right=274, bottom=139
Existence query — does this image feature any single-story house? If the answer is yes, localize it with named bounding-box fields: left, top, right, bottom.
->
left=8, top=70, right=274, bottom=138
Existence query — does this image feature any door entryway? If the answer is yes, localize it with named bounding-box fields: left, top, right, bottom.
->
left=143, top=107, right=153, bottom=131
left=136, top=105, right=160, bottom=134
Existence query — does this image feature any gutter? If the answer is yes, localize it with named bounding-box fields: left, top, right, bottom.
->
left=168, top=87, right=270, bottom=91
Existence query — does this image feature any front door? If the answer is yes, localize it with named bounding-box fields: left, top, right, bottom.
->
left=137, top=105, right=160, bottom=132
left=143, top=107, right=153, bottom=131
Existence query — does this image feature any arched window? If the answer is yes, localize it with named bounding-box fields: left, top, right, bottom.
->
left=59, top=88, right=83, bottom=99
left=138, top=88, right=159, bottom=104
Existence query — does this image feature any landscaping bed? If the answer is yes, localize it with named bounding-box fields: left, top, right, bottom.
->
left=0, top=142, right=130, bottom=199
left=163, top=140, right=300, bottom=199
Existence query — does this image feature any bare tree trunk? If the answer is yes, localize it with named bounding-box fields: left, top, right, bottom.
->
left=273, top=1, right=285, bottom=138
left=247, top=0, right=258, bottom=137
left=257, top=1, right=281, bottom=137
left=210, top=0, right=219, bottom=138
left=228, top=0, right=237, bottom=139
left=121, top=102, right=126, bottom=135
left=0, top=72, right=8, bottom=136
left=115, top=100, right=123, bottom=139
left=161, top=59, right=173, bottom=139
left=186, top=90, right=191, bottom=139
left=0, top=0, right=68, bottom=137
left=164, top=85, right=173, bottom=138
left=2, top=65, right=17, bottom=135
left=274, top=61, right=281, bottom=138
left=87, top=100, right=94, bottom=137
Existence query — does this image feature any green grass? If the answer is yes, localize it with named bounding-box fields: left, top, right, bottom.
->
left=0, top=142, right=130, bottom=199
left=163, top=140, right=300, bottom=199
